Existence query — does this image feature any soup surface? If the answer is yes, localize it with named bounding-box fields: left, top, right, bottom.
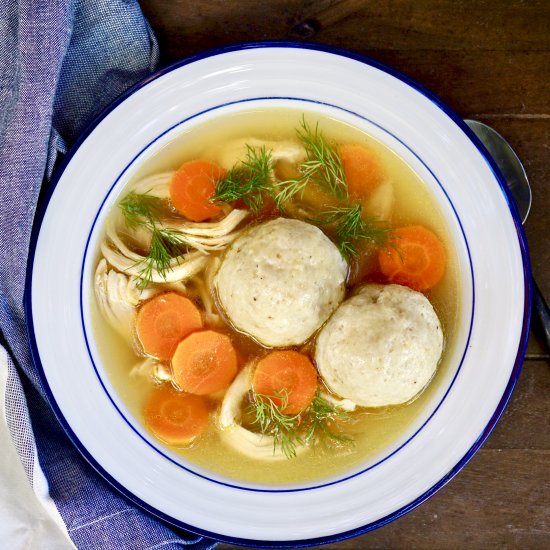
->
left=92, top=108, right=460, bottom=484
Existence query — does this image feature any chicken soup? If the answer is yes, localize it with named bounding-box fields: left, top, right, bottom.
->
left=92, top=109, right=460, bottom=484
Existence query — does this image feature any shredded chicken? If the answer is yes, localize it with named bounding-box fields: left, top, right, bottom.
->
left=319, top=392, right=357, bottom=412
left=364, top=180, right=394, bottom=221
left=94, top=259, right=141, bottom=345
left=188, top=275, right=223, bottom=327
left=130, top=172, right=174, bottom=199
left=218, top=365, right=306, bottom=461
left=201, top=256, right=223, bottom=326
left=149, top=280, right=187, bottom=295
left=129, top=357, right=173, bottom=384
left=162, top=209, right=249, bottom=254
left=100, top=240, right=209, bottom=284
left=102, top=206, right=247, bottom=284
left=215, top=137, right=306, bottom=171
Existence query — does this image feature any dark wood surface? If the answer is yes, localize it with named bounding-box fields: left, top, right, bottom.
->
left=139, top=1, right=549, bottom=547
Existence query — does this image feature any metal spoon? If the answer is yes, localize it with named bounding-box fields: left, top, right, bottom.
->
left=465, top=119, right=550, bottom=353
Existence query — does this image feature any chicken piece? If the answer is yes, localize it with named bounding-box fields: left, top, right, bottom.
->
left=130, top=172, right=174, bottom=199
left=218, top=365, right=306, bottom=461
left=215, top=137, right=306, bottom=172
left=100, top=238, right=209, bottom=284
left=129, top=357, right=173, bottom=384
left=363, top=180, right=395, bottom=222
left=94, top=259, right=141, bottom=345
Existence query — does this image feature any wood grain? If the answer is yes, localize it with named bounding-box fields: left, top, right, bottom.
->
left=139, top=1, right=550, bottom=546
left=140, top=1, right=550, bottom=57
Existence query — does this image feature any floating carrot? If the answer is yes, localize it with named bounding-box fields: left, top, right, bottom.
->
left=378, top=225, right=446, bottom=291
left=339, top=144, right=382, bottom=200
left=172, top=330, right=238, bottom=395
left=170, top=160, right=225, bottom=222
left=136, top=292, right=203, bottom=360
left=144, top=386, right=209, bottom=446
left=252, top=351, right=318, bottom=415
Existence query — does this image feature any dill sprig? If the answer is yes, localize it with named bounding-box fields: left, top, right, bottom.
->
left=315, top=204, right=392, bottom=258
left=119, top=192, right=165, bottom=229
left=296, top=117, right=348, bottom=199
left=247, top=390, right=302, bottom=459
left=118, top=192, right=188, bottom=288
left=274, top=116, right=348, bottom=207
left=247, top=389, right=355, bottom=459
left=134, top=229, right=188, bottom=290
left=304, top=392, right=354, bottom=447
left=211, top=145, right=274, bottom=213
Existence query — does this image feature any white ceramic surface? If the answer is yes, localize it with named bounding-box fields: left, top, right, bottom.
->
left=27, top=44, right=529, bottom=546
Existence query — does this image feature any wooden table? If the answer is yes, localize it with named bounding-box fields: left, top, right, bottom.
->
left=139, top=1, right=549, bottom=547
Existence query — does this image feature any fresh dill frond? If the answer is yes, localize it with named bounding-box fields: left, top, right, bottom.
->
left=118, top=192, right=165, bottom=229
left=246, top=388, right=357, bottom=458
left=272, top=177, right=309, bottom=208
left=296, top=116, right=348, bottom=200
left=274, top=116, right=348, bottom=207
left=304, top=392, right=354, bottom=447
left=315, top=204, right=391, bottom=258
left=134, top=228, right=188, bottom=290
left=211, top=145, right=274, bottom=213
left=247, top=390, right=302, bottom=459
left=117, top=191, right=189, bottom=289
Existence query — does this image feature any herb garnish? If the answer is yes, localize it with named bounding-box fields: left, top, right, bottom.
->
left=314, top=204, right=392, bottom=258
left=119, top=192, right=165, bottom=229
left=248, top=390, right=301, bottom=459
left=205, top=115, right=393, bottom=260
left=248, top=389, right=354, bottom=459
left=304, top=392, right=354, bottom=447
left=211, top=145, right=274, bottom=214
left=118, top=192, right=188, bottom=288
left=274, top=116, right=348, bottom=207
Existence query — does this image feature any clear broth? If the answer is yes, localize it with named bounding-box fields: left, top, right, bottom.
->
left=93, top=108, right=460, bottom=484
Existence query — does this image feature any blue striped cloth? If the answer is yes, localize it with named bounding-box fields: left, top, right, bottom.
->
left=0, top=1, right=216, bottom=548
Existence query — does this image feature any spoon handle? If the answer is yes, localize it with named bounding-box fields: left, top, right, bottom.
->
left=532, top=278, right=550, bottom=354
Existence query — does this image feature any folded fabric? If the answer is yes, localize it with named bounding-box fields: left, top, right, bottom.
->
left=0, top=1, right=216, bottom=548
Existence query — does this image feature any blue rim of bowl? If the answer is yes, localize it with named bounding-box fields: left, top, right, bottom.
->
left=24, top=41, right=531, bottom=548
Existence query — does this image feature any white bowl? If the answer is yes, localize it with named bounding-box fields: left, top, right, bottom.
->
left=26, top=42, right=530, bottom=546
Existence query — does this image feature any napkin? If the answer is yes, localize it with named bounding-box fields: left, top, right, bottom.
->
left=0, top=1, right=216, bottom=548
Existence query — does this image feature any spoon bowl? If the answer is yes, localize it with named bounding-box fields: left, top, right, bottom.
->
left=465, top=118, right=549, bottom=352
left=465, top=119, right=532, bottom=223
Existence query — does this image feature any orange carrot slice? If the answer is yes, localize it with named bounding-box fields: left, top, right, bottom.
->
left=172, top=330, right=238, bottom=395
left=136, top=293, right=203, bottom=360
left=252, top=351, right=318, bottom=415
left=170, top=160, right=225, bottom=222
left=144, top=386, right=209, bottom=446
left=379, top=225, right=446, bottom=291
left=339, top=144, right=382, bottom=200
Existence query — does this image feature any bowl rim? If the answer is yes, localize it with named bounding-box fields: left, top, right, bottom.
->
left=24, top=41, right=532, bottom=548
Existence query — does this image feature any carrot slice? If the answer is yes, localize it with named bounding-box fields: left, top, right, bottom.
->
left=144, top=386, right=209, bottom=446
left=170, top=160, right=225, bottom=222
left=136, top=292, right=203, bottom=360
left=172, top=330, right=238, bottom=395
left=252, top=351, right=318, bottom=415
left=339, top=144, right=382, bottom=200
left=378, top=225, right=446, bottom=291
